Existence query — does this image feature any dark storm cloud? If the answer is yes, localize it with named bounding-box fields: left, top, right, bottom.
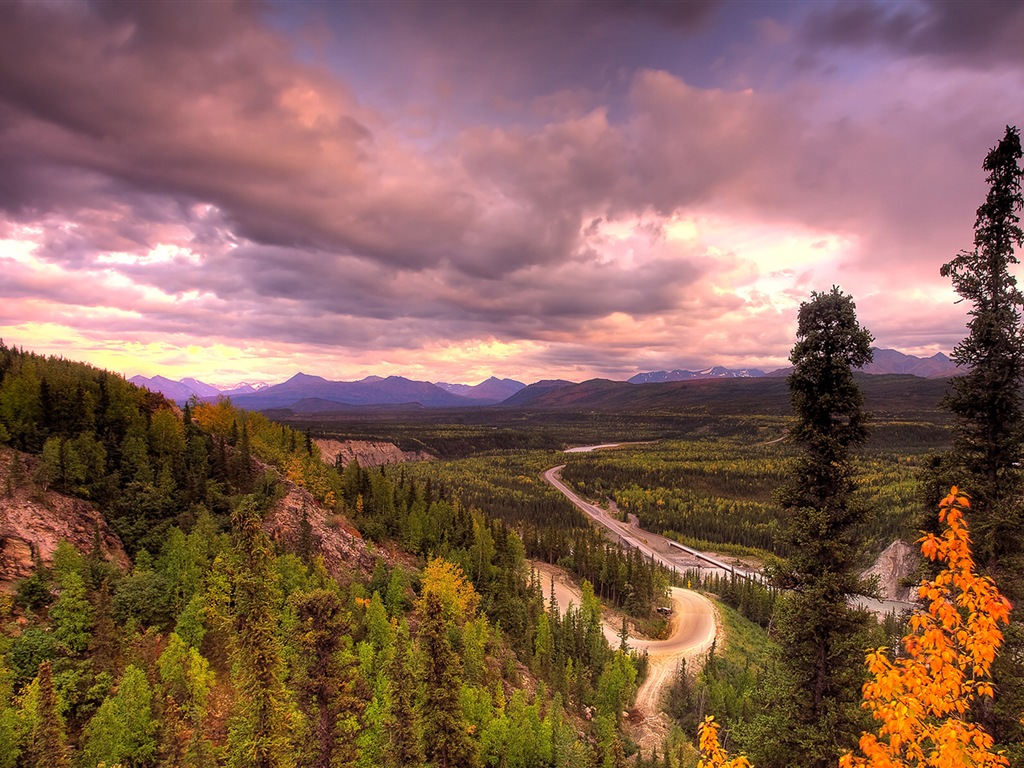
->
left=0, top=0, right=374, bottom=247
left=601, top=0, right=719, bottom=27
left=0, top=0, right=776, bottom=277
left=367, top=0, right=720, bottom=29
left=0, top=1, right=729, bottom=310
left=802, top=0, right=1024, bottom=67
left=286, top=0, right=727, bottom=129
left=104, top=229, right=713, bottom=350
left=2, top=0, right=618, bottom=281
left=2, top=0, right=1021, bottom=381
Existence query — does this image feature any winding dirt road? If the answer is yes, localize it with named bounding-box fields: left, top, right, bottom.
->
left=534, top=560, right=716, bottom=751
left=628, top=588, right=717, bottom=718
left=538, top=446, right=721, bottom=748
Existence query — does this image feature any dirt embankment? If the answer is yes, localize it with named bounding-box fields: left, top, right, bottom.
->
left=314, top=439, right=432, bottom=468
left=263, top=478, right=378, bottom=577
left=0, top=443, right=381, bottom=592
left=861, top=539, right=918, bottom=602
left=0, top=447, right=130, bottom=590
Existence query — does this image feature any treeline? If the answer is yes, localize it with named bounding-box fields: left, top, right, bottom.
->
left=560, top=442, right=789, bottom=556
left=665, top=573, right=903, bottom=759
left=681, top=570, right=782, bottom=632
left=664, top=606, right=771, bottom=755
left=0, top=341, right=335, bottom=555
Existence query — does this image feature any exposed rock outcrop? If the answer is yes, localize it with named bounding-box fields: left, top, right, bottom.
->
left=314, top=438, right=432, bottom=468
left=0, top=447, right=130, bottom=590
left=263, top=480, right=378, bottom=576
left=862, top=539, right=919, bottom=602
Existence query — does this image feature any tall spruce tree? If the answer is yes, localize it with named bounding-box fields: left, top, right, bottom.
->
left=30, top=661, right=71, bottom=768
left=226, top=495, right=295, bottom=768
left=81, top=664, right=159, bottom=768
left=387, top=620, right=424, bottom=768
left=419, top=590, right=477, bottom=768
left=290, top=588, right=369, bottom=768
left=750, top=287, right=874, bottom=768
left=938, top=124, right=1024, bottom=751
left=939, top=125, right=1024, bottom=575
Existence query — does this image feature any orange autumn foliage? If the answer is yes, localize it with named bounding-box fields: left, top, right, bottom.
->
left=697, top=717, right=752, bottom=768
left=698, top=488, right=1013, bottom=768
left=841, top=487, right=1012, bottom=768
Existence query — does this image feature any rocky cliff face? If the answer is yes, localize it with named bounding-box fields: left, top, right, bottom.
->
left=0, top=447, right=130, bottom=590
left=263, top=478, right=378, bottom=576
left=0, top=440, right=379, bottom=591
left=314, top=438, right=432, bottom=468
left=862, top=539, right=919, bottom=602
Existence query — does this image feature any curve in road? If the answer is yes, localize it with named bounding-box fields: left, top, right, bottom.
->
left=542, top=454, right=720, bottom=739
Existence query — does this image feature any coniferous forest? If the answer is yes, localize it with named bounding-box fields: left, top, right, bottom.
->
left=0, top=340, right=654, bottom=768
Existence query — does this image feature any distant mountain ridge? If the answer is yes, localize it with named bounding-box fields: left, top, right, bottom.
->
left=629, top=348, right=957, bottom=384
left=132, top=371, right=526, bottom=410
left=859, top=348, right=956, bottom=378
left=223, top=373, right=462, bottom=410
left=435, top=377, right=526, bottom=401
left=128, top=374, right=269, bottom=403
left=502, top=374, right=952, bottom=416
left=498, top=379, right=577, bottom=408
left=130, top=347, right=956, bottom=411
left=629, top=366, right=767, bottom=384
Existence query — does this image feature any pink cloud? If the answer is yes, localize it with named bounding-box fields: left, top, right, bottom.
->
left=0, top=1, right=1020, bottom=382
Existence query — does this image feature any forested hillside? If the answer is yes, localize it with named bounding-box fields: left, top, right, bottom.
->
left=0, top=342, right=656, bottom=768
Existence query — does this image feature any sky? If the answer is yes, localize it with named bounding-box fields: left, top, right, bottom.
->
left=1, top=0, right=1022, bottom=387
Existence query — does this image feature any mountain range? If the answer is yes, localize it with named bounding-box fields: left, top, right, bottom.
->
left=228, top=373, right=497, bottom=410
left=629, top=349, right=956, bottom=384
left=435, top=377, right=527, bottom=401
left=128, top=375, right=268, bottom=403
left=628, top=366, right=769, bottom=384
left=858, top=349, right=956, bottom=378
left=129, top=348, right=958, bottom=412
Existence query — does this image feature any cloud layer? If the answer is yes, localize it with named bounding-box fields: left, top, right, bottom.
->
left=1, top=0, right=1021, bottom=384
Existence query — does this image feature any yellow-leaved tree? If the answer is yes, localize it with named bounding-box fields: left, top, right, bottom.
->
left=698, top=716, right=752, bottom=768
left=698, top=487, right=1012, bottom=768
left=417, top=557, right=481, bottom=626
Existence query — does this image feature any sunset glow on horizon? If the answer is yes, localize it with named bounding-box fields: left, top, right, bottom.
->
left=1, top=1, right=1021, bottom=385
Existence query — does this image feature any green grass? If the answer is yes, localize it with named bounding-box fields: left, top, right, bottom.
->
left=714, top=599, right=774, bottom=673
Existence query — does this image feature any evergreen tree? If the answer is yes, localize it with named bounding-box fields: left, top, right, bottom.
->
left=89, top=580, right=120, bottom=677
left=290, top=587, right=369, bottom=768
left=81, top=664, right=158, bottom=768
left=387, top=620, right=424, bottom=768
left=156, top=633, right=216, bottom=766
left=0, top=659, right=17, bottom=768
left=755, top=287, right=874, bottom=768
left=937, top=124, right=1024, bottom=750
left=227, top=495, right=296, bottom=768
left=939, top=125, right=1024, bottom=575
left=596, top=650, right=638, bottom=724
left=49, top=570, right=93, bottom=656
left=28, top=661, right=71, bottom=768
left=384, top=567, right=409, bottom=616
left=419, top=591, right=477, bottom=768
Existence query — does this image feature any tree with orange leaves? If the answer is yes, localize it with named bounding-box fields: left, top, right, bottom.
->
left=841, top=488, right=1012, bottom=768
left=698, top=716, right=752, bottom=768
left=698, top=488, right=1012, bottom=768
